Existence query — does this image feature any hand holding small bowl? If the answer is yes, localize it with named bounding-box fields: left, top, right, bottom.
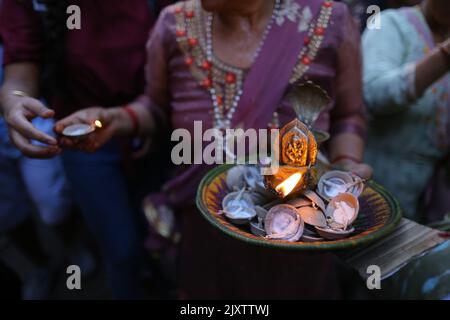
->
left=332, top=158, right=373, bottom=180
left=1, top=93, right=60, bottom=158
left=54, top=107, right=117, bottom=153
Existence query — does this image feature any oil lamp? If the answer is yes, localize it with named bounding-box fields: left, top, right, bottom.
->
left=62, top=120, right=103, bottom=138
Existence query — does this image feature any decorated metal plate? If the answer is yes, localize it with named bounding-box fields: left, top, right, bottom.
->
left=196, top=164, right=402, bottom=251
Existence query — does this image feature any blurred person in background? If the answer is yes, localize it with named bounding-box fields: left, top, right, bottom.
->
left=338, top=0, right=421, bottom=31
left=1, top=25, right=94, bottom=300
left=362, top=0, right=450, bottom=299
left=0, top=0, right=172, bottom=299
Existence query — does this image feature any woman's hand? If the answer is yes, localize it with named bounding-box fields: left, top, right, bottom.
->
left=328, top=133, right=372, bottom=179
left=54, top=107, right=129, bottom=153
left=2, top=95, right=60, bottom=158
left=333, top=159, right=373, bottom=180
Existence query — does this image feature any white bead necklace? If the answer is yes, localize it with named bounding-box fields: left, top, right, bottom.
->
left=206, top=0, right=281, bottom=130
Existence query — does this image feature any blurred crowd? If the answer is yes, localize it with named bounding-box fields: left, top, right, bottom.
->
left=0, top=0, right=449, bottom=300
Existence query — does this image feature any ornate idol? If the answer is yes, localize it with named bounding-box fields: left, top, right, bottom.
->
left=266, top=81, right=331, bottom=198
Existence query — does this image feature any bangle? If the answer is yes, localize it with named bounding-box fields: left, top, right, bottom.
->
left=123, top=105, right=139, bottom=136
left=331, top=155, right=362, bottom=164
left=10, top=90, right=30, bottom=98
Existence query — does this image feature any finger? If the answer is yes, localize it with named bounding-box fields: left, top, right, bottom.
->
left=351, top=164, right=373, bottom=180
left=81, top=108, right=110, bottom=127
left=57, top=136, right=77, bottom=148
left=59, top=135, right=96, bottom=152
left=8, top=112, right=57, bottom=145
left=10, top=129, right=60, bottom=159
left=54, top=114, right=86, bottom=133
left=22, top=98, right=55, bottom=118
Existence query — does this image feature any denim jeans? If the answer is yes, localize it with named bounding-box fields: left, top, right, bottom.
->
left=61, top=140, right=147, bottom=299
left=0, top=118, right=72, bottom=231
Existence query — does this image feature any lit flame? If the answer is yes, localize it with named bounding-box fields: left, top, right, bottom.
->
left=94, top=120, right=102, bottom=128
left=275, top=172, right=302, bottom=197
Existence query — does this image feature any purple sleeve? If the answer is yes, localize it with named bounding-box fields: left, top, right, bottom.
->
left=329, top=4, right=367, bottom=139
left=0, top=0, right=44, bottom=65
left=135, top=5, right=177, bottom=130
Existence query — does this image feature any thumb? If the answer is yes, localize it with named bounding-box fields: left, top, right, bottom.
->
left=23, top=98, right=55, bottom=118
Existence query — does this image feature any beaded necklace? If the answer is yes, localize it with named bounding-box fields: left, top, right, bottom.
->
left=175, top=0, right=334, bottom=131
left=205, top=0, right=281, bottom=130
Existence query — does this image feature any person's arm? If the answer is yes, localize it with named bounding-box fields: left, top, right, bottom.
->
left=0, top=0, right=59, bottom=158
left=54, top=5, right=173, bottom=151
left=415, top=38, right=450, bottom=96
left=329, top=4, right=372, bottom=179
left=363, top=10, right=450, bottom=115
left=0, top=63, right=59, bottom=158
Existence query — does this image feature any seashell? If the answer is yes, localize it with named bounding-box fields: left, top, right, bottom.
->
left=286, top=197, right=312, bottom=208
left=315, top=226, right=355, bottom=240
left=222, top=207, right=256, bottom=225
left=222, top=190, right=254, bottom=209
left=301, top=233, right=324, bottom=242
left=245, top=166, right=275, bottom=198
left=262, top=198, right=283, bottom=210
left=250, top=219, right=266, bottom=237
left=244, top=166, right=263, bottom=189
left=253, top=182, right=276, bottom=199
left=247, top=191, right=268, bottom=206
left=325, top=192, right=359, bottom=230
left=301, top=225, right=325, bottom=241
left=277, top=81, right=329, bottom=168
left=303, top=224, right=318, bottom=235
left=221, top=190, right=256, bottom=224
left=226, top=166, right=247, bottom=191
left=250, top=169, right=275, bottom=199
left=347, top=173, right=365, bottom=198
left=228, top=165, right=275, bottom=197
left=285, top=81, right=331, bottom=129
left=296, top=206, right=327, bottom=228
left=264, top=204, right=304, bottom=242
left=62, top=123, right=95, bottom=138
left=317, top=170, right=364, bottom=200
left=254, top=205, right=268, bottom=220
left=302, top=190, right=326, bottom=212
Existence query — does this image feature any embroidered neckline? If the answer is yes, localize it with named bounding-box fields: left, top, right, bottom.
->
left=174, top=0, right=334, bottom=129
left=175, top=0, right=246, bottom=130
left=289, top=1, right=333, bottom=84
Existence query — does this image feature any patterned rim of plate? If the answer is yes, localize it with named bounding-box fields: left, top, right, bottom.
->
left=196, top=164, right=402, bottom=251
